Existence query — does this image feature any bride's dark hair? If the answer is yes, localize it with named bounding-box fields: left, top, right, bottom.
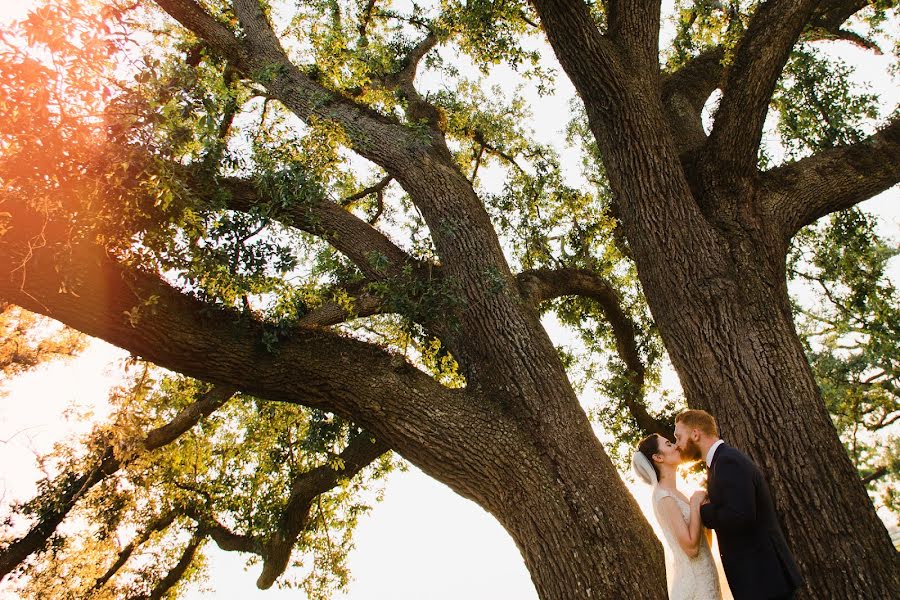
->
left=637, top=434, right=662, bottom=480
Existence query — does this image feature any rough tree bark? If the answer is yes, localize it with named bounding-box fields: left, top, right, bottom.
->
left=531, top=0, right=900, bottom=596
left=2, top=1, right=898, bottom=598
left=0, top=205, right=667, bottom=598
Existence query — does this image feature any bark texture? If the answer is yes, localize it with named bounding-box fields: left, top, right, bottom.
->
left=0, top=202, right=668, bottom=598
left=3, top=0, right=899, bottom=598
left=530, top=0, right=900, bottom=596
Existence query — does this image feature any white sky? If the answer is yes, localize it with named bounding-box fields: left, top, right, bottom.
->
left=0, top=1, right=896, bottom=599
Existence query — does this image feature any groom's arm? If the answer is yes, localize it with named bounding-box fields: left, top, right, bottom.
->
left=700, top=456, right=756, bottom=532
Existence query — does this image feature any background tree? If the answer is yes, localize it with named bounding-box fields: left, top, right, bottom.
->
left=789, top=209, right=899, bottom=514
left=0, top=305, right=85, bottom=383
left=1, top=1, right=898, bottom=599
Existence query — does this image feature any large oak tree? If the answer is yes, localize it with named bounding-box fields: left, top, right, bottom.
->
left=1, top=1, right=898, bottom=598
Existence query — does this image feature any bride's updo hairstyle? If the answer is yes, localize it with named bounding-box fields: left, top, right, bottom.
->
left=637, top=434, right=662, bottom=480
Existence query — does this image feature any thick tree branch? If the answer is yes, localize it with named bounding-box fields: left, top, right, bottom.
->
left=256, top=434, right=389, bottom=589
left=384, top=31, right=438, bottom=90
left=0, top=206, right=511, bottom=506
left=143, top=385, right=238, bottom=449
left=193, top=513, right=259, bottom=553
left=232, top=0, right=289, bottom=60
left=154, top=0, right=432, bottom=173
left=803, top=0, right=882, bottom=52
left=153, top=0, right=242, bottom=59
left=213, top=175, right=430, bottom=282
left=763, top=117, right=900, bottom=240
left=529, top=0, right=623, bottom=104
left=704, top=0, right=818, bottom=175
left=201, top=172, right=455, bottom=339
left=296, top=293, right=384, bottom=328
left=516, top=268, right=670, bottom=438
left=661, top=47, right=726, bottom=155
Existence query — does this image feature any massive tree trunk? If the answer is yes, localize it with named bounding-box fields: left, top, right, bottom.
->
left=1, top=174, right=670, bottom=600
left=530, top=0, right=900, bottom=597
left=4, top=0, right=899, bottom=597
left=631, top=204, right=900, bottom=596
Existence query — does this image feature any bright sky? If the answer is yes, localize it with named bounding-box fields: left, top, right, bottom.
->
left=0, top=1, right=897, bottom=599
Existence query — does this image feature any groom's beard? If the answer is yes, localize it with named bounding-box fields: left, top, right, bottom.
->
left=681, top=438, right=703, bottom=462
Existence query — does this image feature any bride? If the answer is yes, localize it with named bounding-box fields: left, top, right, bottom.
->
left=633, top=434, right=722, bottom=600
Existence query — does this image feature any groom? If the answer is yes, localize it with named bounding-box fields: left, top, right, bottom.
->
left=674, top=409, right=802, bottom=600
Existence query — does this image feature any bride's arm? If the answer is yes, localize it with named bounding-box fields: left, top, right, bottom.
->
left=658, top=497, right=702, bottom=558
left=693, top=490, right=713, bottom=548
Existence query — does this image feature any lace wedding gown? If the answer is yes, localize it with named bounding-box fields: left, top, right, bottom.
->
left=652, top=487, right=722, bottom=600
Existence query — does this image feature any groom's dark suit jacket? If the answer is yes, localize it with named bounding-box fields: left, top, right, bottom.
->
left=700, top=444, right=802, bottom=600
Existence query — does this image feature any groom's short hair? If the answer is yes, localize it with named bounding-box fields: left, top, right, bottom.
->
left=676, top=409, right=719, bottom=437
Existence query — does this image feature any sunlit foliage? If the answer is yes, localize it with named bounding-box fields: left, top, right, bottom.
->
left=1, top=0, right=898, bottom=596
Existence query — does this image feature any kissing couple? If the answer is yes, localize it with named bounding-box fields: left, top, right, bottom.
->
left=632, top=410, right=803, bottom=600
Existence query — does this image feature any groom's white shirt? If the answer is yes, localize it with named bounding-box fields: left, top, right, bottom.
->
left=706, top=439, right=725, bottom=467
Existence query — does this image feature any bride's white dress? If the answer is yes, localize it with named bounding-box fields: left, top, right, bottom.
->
left=652, top=487, right=722, bottom=600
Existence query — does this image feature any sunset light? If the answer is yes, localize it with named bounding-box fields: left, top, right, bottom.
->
left=2, top=2, right=898, bottom=599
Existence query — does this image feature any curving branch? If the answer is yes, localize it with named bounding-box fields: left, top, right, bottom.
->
left=704, top=0, right=819, bottom=175
left=155, top=0, right=430, bottom=173
left=91, top=511, right=179, bottom=593
left=0, top=205, right=507, bottom=497
left=661, top=46, right=726, bottom=156
left=193, top=514, right=259, bottom=554
left=211, top=175, right=431, bottom=282
left=356, top=28, right=442, bottom=130
left=0, top=385, right=235, bottom=579
left=296, top=293, right=385, bottom=328
left=763, top=116, right=900, bottom=241
left=516, top=267, right=670, bottom=437
left=146, top=531, right=205, bottom=600
left=340, top=175, right=393, bottom=207
left=803, top=0, right=881, bottom=53
left=144, top=385, right=238, bottom=449
left=256, top=434, right=389, bottom=588
left=382, top=31, right=438, bottom=90
left=183, top=434, right=389, bottom=589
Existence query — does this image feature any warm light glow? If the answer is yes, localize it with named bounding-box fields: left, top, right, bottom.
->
left=0, top=2, right=897, bottom=599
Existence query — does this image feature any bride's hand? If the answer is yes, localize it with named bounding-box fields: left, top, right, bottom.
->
left=690, top=490, right=707, bottom=509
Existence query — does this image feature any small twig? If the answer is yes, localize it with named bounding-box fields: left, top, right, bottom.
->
left=340, top=175, right=393, bottom=206
left=470, top=144, right=485, bottom=183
